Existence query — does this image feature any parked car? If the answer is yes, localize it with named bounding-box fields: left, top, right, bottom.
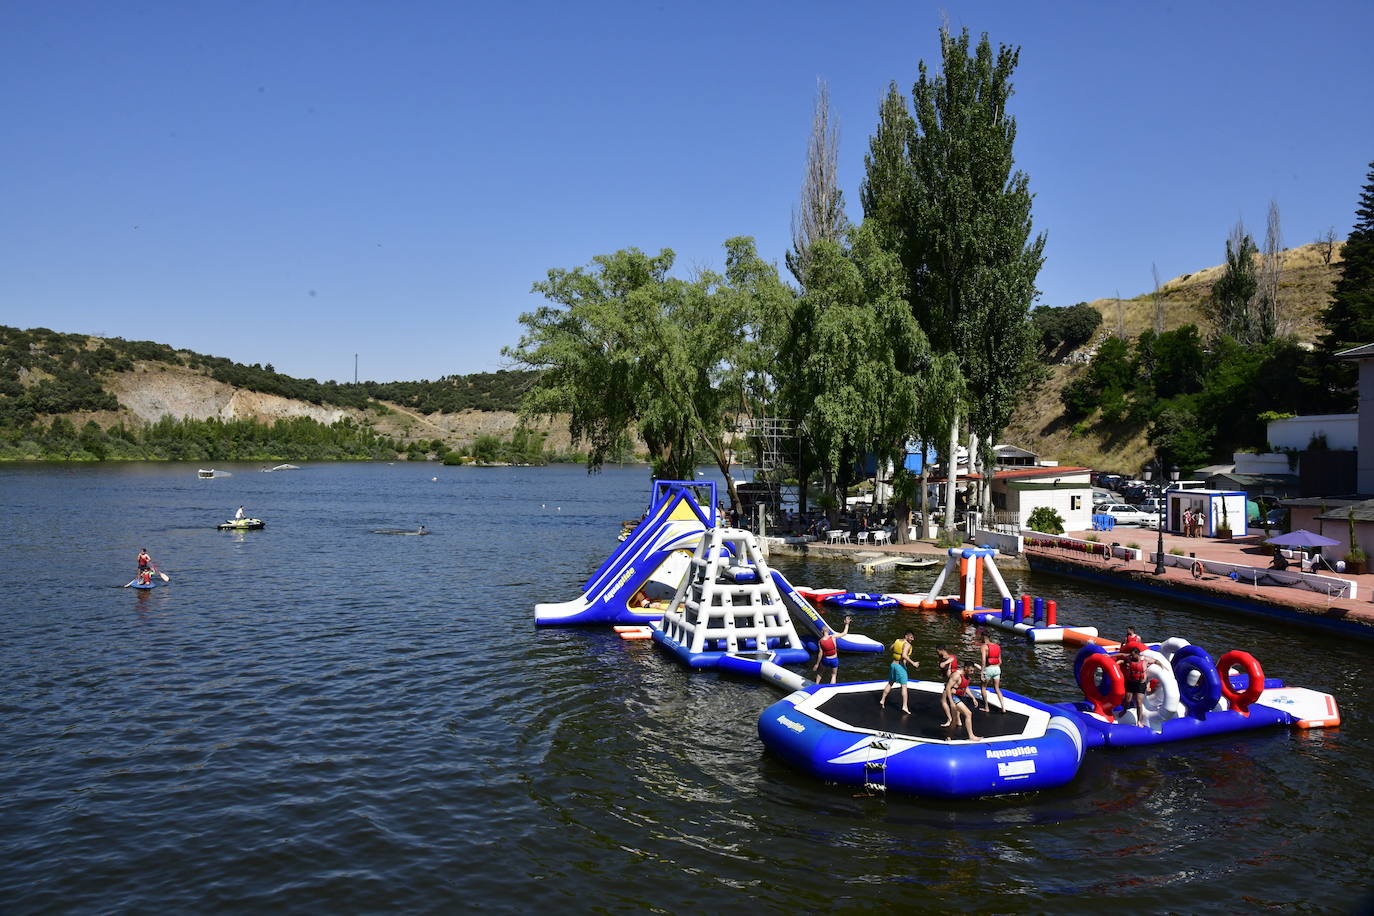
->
left=1138, top=497, right=1166, bottom=515
left=1098, top=503, right=1156, bottom=526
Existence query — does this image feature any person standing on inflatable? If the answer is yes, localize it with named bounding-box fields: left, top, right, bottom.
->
left=879, top=631, right=919, bottom=714
left=137, top=548, right=152, bottom=573
left=946, top=663, right=981, bottom=740
left=812, top=616, right=852, bottom=685
left=976, top=630, right=1005, bottom=713
left=1118, top=645, right=1149, bottom=725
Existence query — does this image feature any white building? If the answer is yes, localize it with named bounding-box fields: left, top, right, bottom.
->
left=989, top=466, right=1094, bottom=532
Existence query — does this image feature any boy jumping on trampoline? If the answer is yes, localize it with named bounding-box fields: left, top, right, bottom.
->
left=879, top=631, right=919, bottom=714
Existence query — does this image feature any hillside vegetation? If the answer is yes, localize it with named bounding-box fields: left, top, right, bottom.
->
left=0, top=326, right=569, bottom=462
left=1004, top=241, right=1344, bottom=470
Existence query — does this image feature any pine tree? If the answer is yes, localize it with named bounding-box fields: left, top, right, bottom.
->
left=1312, top=160, right=1374, bottom=407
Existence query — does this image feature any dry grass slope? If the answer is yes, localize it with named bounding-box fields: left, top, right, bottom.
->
left=1005, top=241, right=1345, bottom=472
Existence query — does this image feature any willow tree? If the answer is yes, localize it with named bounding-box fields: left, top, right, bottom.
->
left=906, top=26, right=1045, bottom=527
left=504, top=238, right=792, bottom=508
left=781, top=223, right=940, bottom=522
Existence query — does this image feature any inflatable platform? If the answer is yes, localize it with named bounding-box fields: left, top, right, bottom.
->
left=758, top=634, right=1340, bottom=798
left=760, top=681, right=1085, bottom=798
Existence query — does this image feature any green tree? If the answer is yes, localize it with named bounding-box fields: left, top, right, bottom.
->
left=905, top=26, right=1046, bottom=525
left=1206, top=222, right=1259, bottom=343
left=1311, top=160, right=1374, bottom=408
left=1026, top=506, right=1064, bottom=535
left=1032, top=302, right=1102, bottom=356
left=506, top=239, right=794, bottom=507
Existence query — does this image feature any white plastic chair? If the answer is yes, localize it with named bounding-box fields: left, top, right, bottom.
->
left=856, top=531, right=870, bottom=545
left=872, top=530, right=890, bottom=546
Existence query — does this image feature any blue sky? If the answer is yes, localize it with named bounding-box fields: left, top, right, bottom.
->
left=3, top=1, right=1372, bottom=383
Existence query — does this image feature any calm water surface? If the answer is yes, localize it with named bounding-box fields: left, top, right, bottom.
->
left=1, top=462, right=1370, bottom=913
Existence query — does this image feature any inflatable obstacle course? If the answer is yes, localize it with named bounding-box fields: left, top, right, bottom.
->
left=651, top=525, right=811, bottom=668
left=535, top=479, right=1340, bottom=800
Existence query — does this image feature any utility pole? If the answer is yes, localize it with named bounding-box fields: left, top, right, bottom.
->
left=354, top=353, right=358, bottom=384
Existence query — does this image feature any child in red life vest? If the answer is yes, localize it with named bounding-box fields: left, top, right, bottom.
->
left=945, top=663, right=980, bottom=740
left=811, top=616, right=851, bottom=684
left=1118, top=645, right=1149, bottom=725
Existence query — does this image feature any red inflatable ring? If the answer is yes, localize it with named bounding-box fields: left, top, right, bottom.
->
left=1077, top=652, right=1126, bottom=722
left=1217, top=650, right=1265, bottom=717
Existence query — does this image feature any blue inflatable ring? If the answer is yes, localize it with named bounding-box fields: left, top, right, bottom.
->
left=1174, top=654, right=1222, bottom=717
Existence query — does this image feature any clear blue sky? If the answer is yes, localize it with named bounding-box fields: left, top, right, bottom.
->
left=3, top=0, right=1372, bottom=383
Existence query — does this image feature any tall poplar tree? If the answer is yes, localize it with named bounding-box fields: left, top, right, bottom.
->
left=906, top=26, right=1045, bottom=526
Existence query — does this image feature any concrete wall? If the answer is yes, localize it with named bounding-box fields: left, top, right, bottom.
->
left=1268, top=413, right=1358, bottom=451
left=973, top=527, right=1023, bottom=555
left=1232, top=452, right=1294, bottom=475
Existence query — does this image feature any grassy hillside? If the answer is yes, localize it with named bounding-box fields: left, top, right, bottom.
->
left=1004, top=241, right=1345, bottom=471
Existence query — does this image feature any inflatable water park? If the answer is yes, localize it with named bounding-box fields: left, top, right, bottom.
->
left=535, top=480, right=1341, bottom=799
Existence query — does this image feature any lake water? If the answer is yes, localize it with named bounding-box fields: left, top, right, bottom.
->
left=1, top=462, right=1371, bottom=913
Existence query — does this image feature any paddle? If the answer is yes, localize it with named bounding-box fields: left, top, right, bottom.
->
left=152, top=563, right=170, bottom=582
left=122, top=578, right=137, bottom=588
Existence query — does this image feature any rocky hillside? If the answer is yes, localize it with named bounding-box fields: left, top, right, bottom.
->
left=1003, top=241, right=1345, bottom=470
left=100, top=362, right=575, bottom=450
left=0, top=326, right=573, bottom=452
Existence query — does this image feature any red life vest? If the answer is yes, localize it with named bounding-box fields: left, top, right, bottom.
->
left=1123, top=658, right=1146, bottom=682
left=955, top=672, right=970, bottom=696
left=985, top=643, right=1001, bottom=665
left=819, top=633, right=837, bottom=658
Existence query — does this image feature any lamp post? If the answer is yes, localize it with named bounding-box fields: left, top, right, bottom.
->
left=1144, top=462, right=1180, bottom=575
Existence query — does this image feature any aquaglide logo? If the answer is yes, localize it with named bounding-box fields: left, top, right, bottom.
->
left=985, top=745, right=1037, bottom=760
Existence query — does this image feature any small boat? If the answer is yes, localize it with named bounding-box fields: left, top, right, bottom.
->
left=370, top=527, right=429, bottom=535
left=198, top=468, right=215, bottom=479
left=262, top=464, right=300, bottom=472
left=217, top=518, right=266, bottom=530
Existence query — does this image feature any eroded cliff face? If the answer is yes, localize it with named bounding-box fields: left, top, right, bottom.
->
left=107, top=364, right=349, bottom=424
left=100, top=362, right=573, bottom=449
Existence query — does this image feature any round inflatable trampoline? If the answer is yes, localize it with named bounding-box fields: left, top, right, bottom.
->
left=758, top=681, right=1085, bottom=799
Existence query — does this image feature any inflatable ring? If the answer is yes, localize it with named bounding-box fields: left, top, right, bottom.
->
left=1171, top=644, right=1213, bottom=667
left=1217, top=650, right=1265, bottom=716
left=1191, top=560, right=1204, bottom=579
left=1077, top=652, right=1126, bottom=721
left=1073, top=643, right=1109, bottom=684
left=1174, top=654, right=1222, bottom=717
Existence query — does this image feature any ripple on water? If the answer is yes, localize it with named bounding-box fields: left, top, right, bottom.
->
left=2, top=464, right=1373, bottom=913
